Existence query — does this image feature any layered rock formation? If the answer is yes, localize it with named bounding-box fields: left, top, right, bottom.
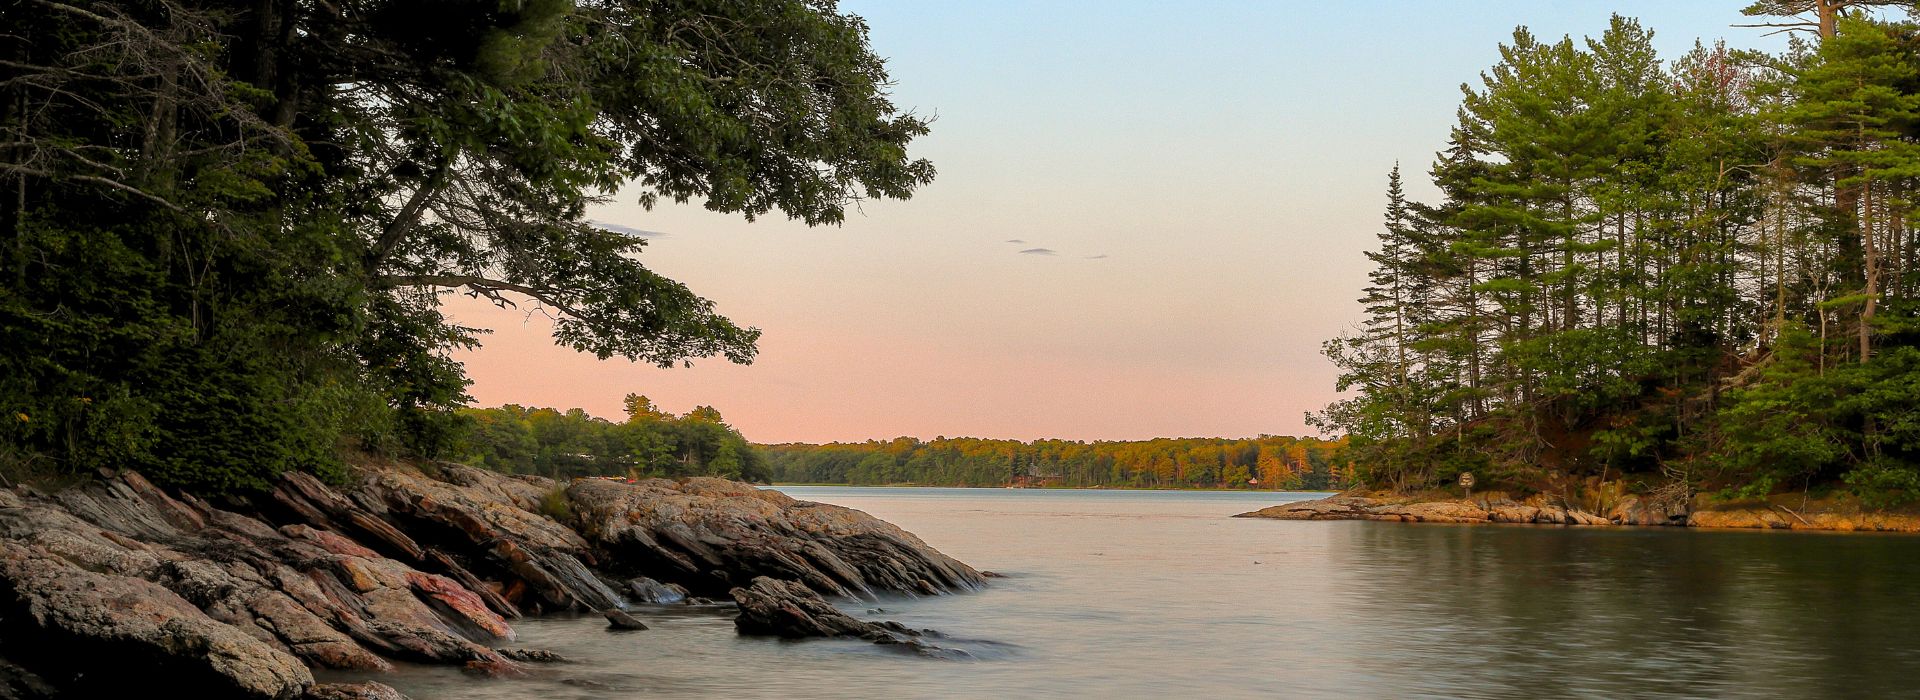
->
left=731, top=577, right=966, bottom=658
left=1236, top=492, right=1918, bottom=531
left=565, top=477, right=985, bottom=598
left=1235, top=494, right=1620, bottom=526
left=0, top=464, right=984, bottom=699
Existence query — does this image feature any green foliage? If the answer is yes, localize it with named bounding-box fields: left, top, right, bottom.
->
left=1, top=1, right=931, bottom=493
left=1317, top=12, right=1920, bottom=507
left=538, top=485, right=576, bottom=522
left=455, top=397, right=771, bottom=483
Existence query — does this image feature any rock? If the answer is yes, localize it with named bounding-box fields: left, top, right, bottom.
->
left=730, top=577, right=875, bottom=638
left=604, top=608, right=650, bottom=630
left=1397, top=501, right=1490, bottom=523
left=1237, top=494, right=1614, bottom=527
left=334, top=465, right=624, bottom=615
left=0, top=540, right=314, bottom=699
left=568, top=477, right=986, bottom=598
left=0, top=656, right=57, bottom=699
left=729, top=577, right=967, bottom=658
left=304, top=682, right=410, bottom=700
left=0, top=462, right=990, bottom=693
left=1608, top=495, right=1690, bottom=526
left=1690, top=507, right=1792, bottom=530
left=626, top=576, right=689, bottom=604
left=1234, top=495, right=1381, bottom=520
left=495, top=647, right=570, bottom=663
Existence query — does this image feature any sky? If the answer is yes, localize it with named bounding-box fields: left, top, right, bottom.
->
left=446, top=1, right=1800, bottom=444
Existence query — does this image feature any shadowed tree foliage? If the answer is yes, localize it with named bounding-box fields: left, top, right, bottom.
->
left=0, top=0, right=933, bottom=492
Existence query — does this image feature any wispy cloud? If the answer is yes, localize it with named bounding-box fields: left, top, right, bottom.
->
left=1083, top=254, right=1109, bottom=259
left=589, top=220, right=669, bottom=238
left=1005, top=239, right=1026, bottom=244
left=1019, top=248, right=1058, bottom=256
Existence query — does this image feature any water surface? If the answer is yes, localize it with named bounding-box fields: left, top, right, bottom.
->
left=366, top=487, right=1920, bottom=698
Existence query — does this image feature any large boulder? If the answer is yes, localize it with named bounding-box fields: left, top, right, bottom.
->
left=0, top=540, right=314, bottom=699
left=568, top=477, right=985, bottom=598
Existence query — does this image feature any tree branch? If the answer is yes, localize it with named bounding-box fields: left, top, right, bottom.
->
left=366, top=164, right=448, bottom=268
left=376, top=273, right=584, bottom=319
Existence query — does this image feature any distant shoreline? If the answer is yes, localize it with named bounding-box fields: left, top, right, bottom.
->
left=1237, top=493, right=1920, bottom=534
left=770, top=483, right=1340, bottom=494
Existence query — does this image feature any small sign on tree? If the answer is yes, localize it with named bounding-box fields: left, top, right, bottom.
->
left=1459, top=471, right=1475, bottom=500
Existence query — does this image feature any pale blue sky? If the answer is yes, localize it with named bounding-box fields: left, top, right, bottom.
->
left=453, top=1, right=1801, bottom=443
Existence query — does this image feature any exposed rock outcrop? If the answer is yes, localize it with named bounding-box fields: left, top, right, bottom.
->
left=729, top=577, right=966, bottom=658
left=1235, top=494, right=1622, bottom=526
left=1236, top=491, right=1920, bottom=532
left=566, top=477, right=986, bottom=598
left=0, top=464, right=985, bottom=697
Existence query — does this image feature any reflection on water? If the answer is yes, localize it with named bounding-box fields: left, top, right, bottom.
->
left=351, top=487, right=1920, bottom=699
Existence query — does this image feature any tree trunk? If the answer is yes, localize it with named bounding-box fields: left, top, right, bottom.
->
left=1861, top=179, right=1877, bottom=362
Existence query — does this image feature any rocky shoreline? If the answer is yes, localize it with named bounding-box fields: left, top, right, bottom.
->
left=1235, top=492, right=1920, bottom=532
left=0, top=463, right=985, bottom=699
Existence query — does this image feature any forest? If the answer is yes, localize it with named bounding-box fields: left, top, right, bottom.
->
left=758, top=436, right=1350, bottom=490
left=0, top=0, right=928, bottom=493
left=1317, top=2, right=1920, bottom=506
left=455, top=395, right=770, bottom=483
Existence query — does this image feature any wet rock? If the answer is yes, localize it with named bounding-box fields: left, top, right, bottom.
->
left=569, top=478, right=986, bottom=598
left=604, top=608, right=650, bottom=630
left=304, top=682, right=410, bottom=700
left=495, top=647, right=570, bottom=663
left=626, top=576, right=688, bottom=604
left=730, top=577, right=967, bottom=658
left=730, top=577, right=875, bottom=638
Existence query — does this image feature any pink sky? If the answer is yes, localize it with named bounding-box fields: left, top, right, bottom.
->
left=447, top=1, right=1789, bottom=445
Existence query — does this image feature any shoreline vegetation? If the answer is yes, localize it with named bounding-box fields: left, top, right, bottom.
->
left=772, top=482, right=1343, bottom=492
left=1309, top=6, right=1920, bottom=515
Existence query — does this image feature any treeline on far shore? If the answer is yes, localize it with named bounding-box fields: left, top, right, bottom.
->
left=450, top=395, right=1352, bottom=490
left=757, top=436, right=1353, bottom=490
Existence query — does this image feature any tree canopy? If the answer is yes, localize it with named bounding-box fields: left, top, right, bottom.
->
left=1, top=0, right=933, bottom=492
left=1317, top=9, right=1920, bottom=507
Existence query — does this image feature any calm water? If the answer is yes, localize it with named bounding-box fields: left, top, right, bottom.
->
left=366, top=487, right=1920, bottom=699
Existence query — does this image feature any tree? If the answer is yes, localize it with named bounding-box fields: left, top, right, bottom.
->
left=1, top=0, right=934, bottom=491
left=1315, top=8, right=1920, bottom=506
left=1739, top=1, right=1915, bottom=40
